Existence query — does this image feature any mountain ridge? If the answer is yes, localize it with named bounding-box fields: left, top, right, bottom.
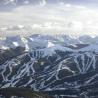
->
left=0, top=34, right=98, bottom=98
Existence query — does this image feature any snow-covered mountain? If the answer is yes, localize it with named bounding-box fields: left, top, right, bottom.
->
left=0, top=34, right=98, bottom=98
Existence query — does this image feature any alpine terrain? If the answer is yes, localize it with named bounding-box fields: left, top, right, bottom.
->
left=0, top=34, right=98, bottom=98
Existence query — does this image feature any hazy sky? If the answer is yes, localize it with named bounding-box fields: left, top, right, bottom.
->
left=61, top=0, right=98, bottom=7
left=0, top=0, right=98, bottom=36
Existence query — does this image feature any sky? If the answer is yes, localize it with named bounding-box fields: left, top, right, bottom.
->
left=0, top=0, right=98, bottom=36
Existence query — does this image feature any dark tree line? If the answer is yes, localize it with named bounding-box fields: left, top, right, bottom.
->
left=0, top=87, right=53, bottom=98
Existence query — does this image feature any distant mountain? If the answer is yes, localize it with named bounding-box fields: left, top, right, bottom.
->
left=0, top=34, right=98, bottom=98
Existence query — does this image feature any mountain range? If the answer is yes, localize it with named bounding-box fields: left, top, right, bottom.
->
left=0, top=34, right=98, bottom=98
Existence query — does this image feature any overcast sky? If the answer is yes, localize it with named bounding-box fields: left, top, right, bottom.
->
left=61, top=0, right=98, bottom=7
left=0, top=0, right=98, bottom=36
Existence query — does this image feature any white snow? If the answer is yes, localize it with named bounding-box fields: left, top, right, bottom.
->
left=13, top=42, right=19, bottom=47
left=47, top=41, right=55, bottom=48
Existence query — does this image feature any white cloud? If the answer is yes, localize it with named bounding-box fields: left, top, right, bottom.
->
left=65, top=4, right=72, bottom=8
left=31, top=24, right=42, bottom=28
left=70, top=21, right=83, bottom=30
left=40, top=0, right=47, bottom=6
left=0, top=4, right=98, bottom=36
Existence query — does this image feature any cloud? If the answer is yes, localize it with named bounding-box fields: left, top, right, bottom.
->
left=0, top=3, right=98, bottom=36
left=41, top=0, right=47, bottom=6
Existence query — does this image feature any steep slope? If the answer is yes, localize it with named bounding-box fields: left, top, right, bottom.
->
left=0, top=35, right=98, bottom=98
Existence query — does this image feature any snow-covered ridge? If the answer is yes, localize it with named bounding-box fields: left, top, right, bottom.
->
left=0, top=34, right=98, bottom=53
